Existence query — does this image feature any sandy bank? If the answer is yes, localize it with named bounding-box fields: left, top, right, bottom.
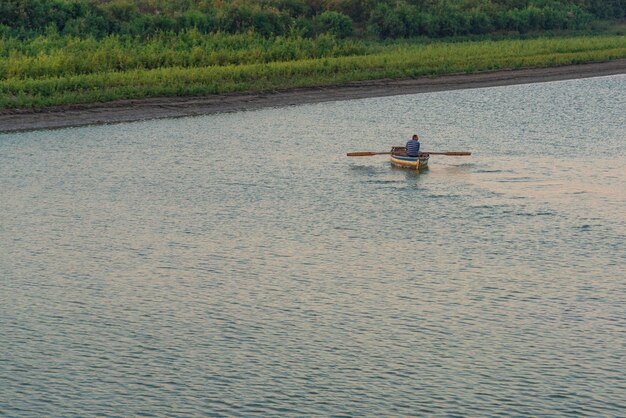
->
left=1, top=59, right=625, bottom=133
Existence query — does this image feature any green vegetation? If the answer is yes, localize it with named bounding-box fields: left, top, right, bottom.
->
left=2, top=34, right=624, bottom=109
left=1, top=1, right=625, bottom=109
left=1, top=0, right=625, bottom=39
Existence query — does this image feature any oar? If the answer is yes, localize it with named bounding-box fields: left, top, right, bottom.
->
left=346, top=151, right=392, bottom=156
left=425, top=151, right=471, bottom=156
left=347, top=151, right=471, bottom=156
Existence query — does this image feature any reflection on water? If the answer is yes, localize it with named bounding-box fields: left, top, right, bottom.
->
left=1, top=75, right=625, bottom=416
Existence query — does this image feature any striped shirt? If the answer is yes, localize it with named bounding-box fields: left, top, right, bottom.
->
left=406, top=139, right=420, bottom=157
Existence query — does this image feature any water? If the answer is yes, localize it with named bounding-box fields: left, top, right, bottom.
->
left=1, top=75, right=625, bottom=416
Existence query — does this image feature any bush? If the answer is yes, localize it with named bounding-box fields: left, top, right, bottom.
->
left=268, top=0, right=311, bottom=17
left=293, top=17, right=315, bottom=37
left=469, top=10, right=494, bottom=34
left=368, top=3, right=405, bottom=38
left=587, top=0, right=626, bottom=19
left=0, top=24, right=11, bottom=38
left=418, top=13, right=441, bottom=37
left=436, top=9, right=471, bottom=36
left=0, top=0, right=623, bottom=40
left=396, top=3, right=422, bottom=37
left=315, top=11, right=353, bottom=38
left=176, top=11, right=219, bottom=34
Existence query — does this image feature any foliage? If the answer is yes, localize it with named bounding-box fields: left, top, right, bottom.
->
left=0, top=31, right=368, bottom=80
left=1, top=0, right=624, bottom=109
left=0, top=0, right=624, bottom=40
left=1, top=34, right=624, bottom=109
left=314, top=11, right=353, bottom=38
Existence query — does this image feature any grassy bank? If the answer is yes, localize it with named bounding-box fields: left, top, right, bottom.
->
left=1, top=34, right=625, bottom=109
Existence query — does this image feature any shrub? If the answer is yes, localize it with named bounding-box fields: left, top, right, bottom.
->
left=176, top=11, right=218, bottom=34
left=368, top=3, right=405, bottom=38
left=293, top=17, right=315, bottom=37
left=587, top=0, right=626, bottom=19
left=315, top=11, right=353, bottom=38
left=396, top=3, right=421, bottom=37
left=469, top=10, right=494, bottom=34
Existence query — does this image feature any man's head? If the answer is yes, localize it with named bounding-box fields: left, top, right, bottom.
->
left=412, top=134, right=419, bottom=140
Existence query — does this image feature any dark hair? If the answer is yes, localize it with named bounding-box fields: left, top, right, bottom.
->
left=412, top=134, right=419, bottom=140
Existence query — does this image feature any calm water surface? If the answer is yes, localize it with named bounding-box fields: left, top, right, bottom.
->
left=1, top=75, right=625, bottom=416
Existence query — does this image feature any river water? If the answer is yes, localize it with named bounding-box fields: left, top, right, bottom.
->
left=1, top=75, right=625, bottom=416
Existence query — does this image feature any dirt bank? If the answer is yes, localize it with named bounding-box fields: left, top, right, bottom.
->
left=1, top=59, right=624, bottom=133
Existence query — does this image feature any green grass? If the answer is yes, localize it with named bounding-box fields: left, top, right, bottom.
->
left=1, top=33, right=624, bottom=109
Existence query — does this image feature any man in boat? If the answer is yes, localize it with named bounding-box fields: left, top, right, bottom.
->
left=406, top=134, right=421, bottom=157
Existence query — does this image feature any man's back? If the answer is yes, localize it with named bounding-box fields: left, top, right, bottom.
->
left=406, top=139, right=420, bottom=157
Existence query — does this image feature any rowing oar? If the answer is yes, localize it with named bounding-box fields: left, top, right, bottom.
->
left=347, top=151, right=471, bottom=156
left=346, top=151, right=392, bottom=156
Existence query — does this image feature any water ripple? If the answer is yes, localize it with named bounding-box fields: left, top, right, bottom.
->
left=1, top=75, right=625, bottom=417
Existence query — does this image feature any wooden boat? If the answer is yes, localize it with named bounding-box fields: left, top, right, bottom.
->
left=390, top=147, right=429, bottom=170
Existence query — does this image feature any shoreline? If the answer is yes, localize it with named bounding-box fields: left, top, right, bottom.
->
left=1, top=59, right=625, bottom=133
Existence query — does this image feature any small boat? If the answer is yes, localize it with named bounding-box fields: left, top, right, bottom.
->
left=390, top=147, right=429, bottom=170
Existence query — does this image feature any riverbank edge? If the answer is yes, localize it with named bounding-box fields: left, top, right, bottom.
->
left=1, top=59, right=625, bottom=133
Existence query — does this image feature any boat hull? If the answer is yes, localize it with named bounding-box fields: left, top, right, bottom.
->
left=390, top=154, right=429, bottom=170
